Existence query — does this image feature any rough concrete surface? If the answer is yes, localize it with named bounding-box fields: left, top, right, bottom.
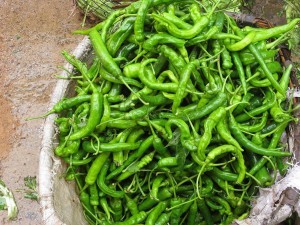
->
left=0, top=0, right=90, bottom=224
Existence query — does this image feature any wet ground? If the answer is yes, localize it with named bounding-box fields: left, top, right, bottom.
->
left=0, top=0, right=297, bottom=224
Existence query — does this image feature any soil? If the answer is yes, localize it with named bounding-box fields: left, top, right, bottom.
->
left=0, top=0, right=298, bottom=225
left=0, top=0, right=92, bottom=224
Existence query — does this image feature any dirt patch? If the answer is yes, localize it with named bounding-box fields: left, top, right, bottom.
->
left=0, top=0, right=93, bottom=223
left=0, top=91, right=17, bottom=161
left=0, top=33, right=18, bottom=167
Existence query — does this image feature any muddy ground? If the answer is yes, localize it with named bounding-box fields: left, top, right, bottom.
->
left=0, top=0, right=297, bottom=225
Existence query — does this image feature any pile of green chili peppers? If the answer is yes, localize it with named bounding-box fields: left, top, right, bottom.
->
left=48, top=0, right=300, bottom=224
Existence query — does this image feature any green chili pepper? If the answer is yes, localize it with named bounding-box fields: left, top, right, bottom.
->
left=107, top=135, right=153, bottom=180
left=82, top=141, right=141, bottom=153
left=198, top=107, right=226, bottom=160
left=172, top=63, right=196, bottom=114
left=238, top=111, right=269, bottom=133
left=107, top=17, right=135, bottom=56
left=97, top=159, right=124, bottom=198
left=179, top=92, right=227, bottom=121
left=116, top=151, right=155, bottom=182
left=155, top=212, right=171, bottom=225
left=229, top=113, right=291, bottom=157
left=143, top=33, right=186, bottom=52
left=134, top=0, right=152, bottom=42
left=114, top=211, right=147, bottom=225
left=85, top=152, right=110, bottom=186
left=235, top=90, right=276, bottom=123
left=139, top=188, right=172, bottom=211
left=146, top=201, right=168, bottom=225
left=125, top=195, right=139, bottom=216
left=252, top=18, right=300, bottom=42
left=165, top=118, right=197, bottom=151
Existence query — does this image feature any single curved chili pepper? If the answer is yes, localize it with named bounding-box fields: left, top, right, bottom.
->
left=160, top=12, right=192, bottom=29
left=204, top=145, right=245, bottom=184
left=158, top=157, right=178, bottom=168
left=99, top=80, right=112, bottom=95
left=250, top=72, right=279, bottom=87
left=107, top=17, right=135, bottom=56
left=227, top=31, right=256, bottom=51
left=97, top=159, right=124, bottom=198
left=79, top=191, right=95, bottom=222
left=277, top=64, right=293, bottom=101
left=100, top=196, right=113, bottom=220
left=186, top=26, right=220, bottom=46
left=198, top=198, right=214, bottom=225
left=69, top=87, right=103, bottom=141
left=89, top=183, right=99, bottom=206
left=187, top=200, right=197, bottom=225
left=172, top=63, right=196, bottom=114
left=123, top=63, right=141, bottom=79
left=143, top=33, right=186, bottom=52
left=96, top=95, right=110, bottom=133
left=148, top=120, right=170, bottom=157
left=125, top=195, right=139, bottom=216
left=206, top=199, right=223, bottom=211
left=238, top=111, right=269, bottom=133
left=123, top=105, right=156, bottom=120
left=150, top=175, right=166, bottom=201
left=210, top=167, right=238, bottom=182
left=114, top=211, right=147, bottom=225
left=252, top=18, right=300, bottom=42
left=82, top=140, right=141, bottom=153
left=169, top=197, right=183, bottom=225
left=27, top=95, right=91, bottom=120
left=229, top=113, right=291, bottom=157
left=134, top=0, right=152, bottom=42
left=235, top=90, right=276, bottom=123
left=165, top=118, right=197, bottom=151
left=216, top=117, right=244, bottom=153
left=85, top=152, right=110, bottom=186
left=100, top=66, right=143, bottom=88
left=110, top=197, right=123, bottom=222
left=145, top=201, right=168, bottom=225
left=198, top=107, right=226, bottom=160
left=221, top=49, right=233, bottom=70
left=106, top=119, right=138, bottom=129
left=106, top=135, right=153, bottom=180
left=140, top=93, right=170, bottom=106
left=63, top=156, right=94, bottom=166
left=139, top=64, right=179, bottom=93
left=232, top=52, right=247, bottom=95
